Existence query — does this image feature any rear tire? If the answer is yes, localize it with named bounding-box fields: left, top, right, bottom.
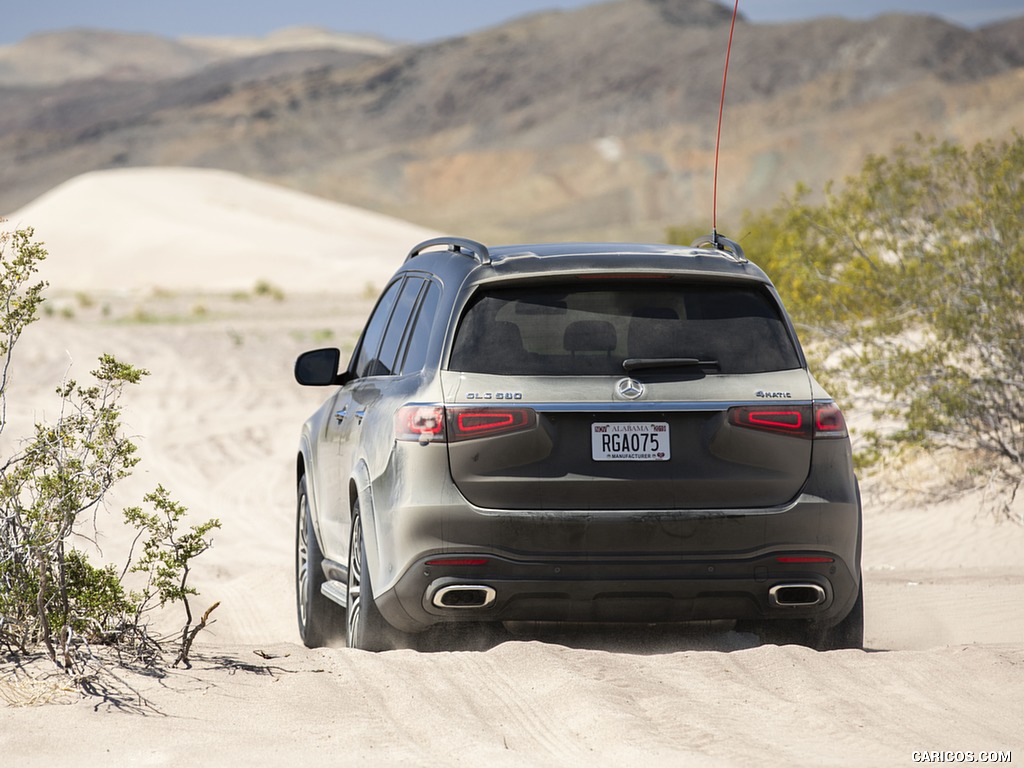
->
left=295, top=475, right=343, bottom=648
left=813, top=582, right=864, bottom=650
left=755, top=583, right=864, bottom=651
left=346, top=501, right=401, bottom=651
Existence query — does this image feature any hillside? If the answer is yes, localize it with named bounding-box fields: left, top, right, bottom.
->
left=1, top=0, right=1022, bottom=241
left=0, top=25, right=398, bottom=86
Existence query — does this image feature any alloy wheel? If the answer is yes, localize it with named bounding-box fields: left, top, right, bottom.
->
left=346, top=516, right=363, bottom=644
left=296, top=489, right=310, bottom=630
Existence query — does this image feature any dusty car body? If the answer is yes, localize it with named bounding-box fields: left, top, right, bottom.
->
left=294, top=237, right=863, bottom=651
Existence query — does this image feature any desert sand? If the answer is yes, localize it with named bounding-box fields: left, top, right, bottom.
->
left=6, top=166, right=440, bottom=294
left=1, top=169, right=1021, bottom=767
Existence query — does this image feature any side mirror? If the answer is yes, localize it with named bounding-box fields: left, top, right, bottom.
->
left=295, top=348, right=348, bottom=386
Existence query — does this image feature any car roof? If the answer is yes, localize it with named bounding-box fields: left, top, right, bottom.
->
left=489, top=242, right=732, bottom=260
left=399, top=237, right=774, bottom=288
left=402, top=236, right=774, bottom=285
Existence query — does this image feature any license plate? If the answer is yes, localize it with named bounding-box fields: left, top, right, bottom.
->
left=591, top=422, right=670, bottom=461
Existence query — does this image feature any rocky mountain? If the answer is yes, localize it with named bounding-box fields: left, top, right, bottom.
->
left=2, top=0, right=1022, bottom=242
left=0, top=26, right=398, bottom=85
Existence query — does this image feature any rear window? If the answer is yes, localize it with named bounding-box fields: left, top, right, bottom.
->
left=449, top=281, right=801, bottom=375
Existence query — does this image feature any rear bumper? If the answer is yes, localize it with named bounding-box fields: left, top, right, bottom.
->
left=372, top=495, right=861, bottom=633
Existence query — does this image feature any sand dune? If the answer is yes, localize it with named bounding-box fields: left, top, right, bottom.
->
left=6, top=167, right=441, bottom=294
left=1, top=170, right=1022, bottom=766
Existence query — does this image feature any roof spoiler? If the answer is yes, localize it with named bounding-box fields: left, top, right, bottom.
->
left=407, top=237, right=491, bottom=265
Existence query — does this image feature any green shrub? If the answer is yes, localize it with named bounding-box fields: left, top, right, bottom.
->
left=0, top=225, right=220, bottom=673
left=674, top=136, right=1024, bottom=517
left=253, top=279, right=285, bottom=301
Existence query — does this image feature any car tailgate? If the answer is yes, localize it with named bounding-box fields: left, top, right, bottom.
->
left=440, top=370, right=814, bottom=511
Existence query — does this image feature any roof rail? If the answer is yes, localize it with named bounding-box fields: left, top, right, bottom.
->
left=690, top=233, right=747, bottom=263
left=406, top=237, right=491, bottom=265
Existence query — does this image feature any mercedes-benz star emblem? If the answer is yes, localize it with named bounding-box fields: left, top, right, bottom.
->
left=615, top=377, right=645, bottom=400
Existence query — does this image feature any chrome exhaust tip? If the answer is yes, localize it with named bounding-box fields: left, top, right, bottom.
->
left=431, top=585, right=497, bottom=609
left=769, top=583, right=827, bottom=608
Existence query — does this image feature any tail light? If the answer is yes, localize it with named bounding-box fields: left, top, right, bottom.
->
left=448, top=407, right=536, bottom=442
left=728, top=403, right=848, bottom=439
left=732, top=406, right=808, bottom=436
left=396, top=405, right=536, bottom=443
left=813, top=402, right=848, bottom=437
left=395, top=406, right=446, bottom=443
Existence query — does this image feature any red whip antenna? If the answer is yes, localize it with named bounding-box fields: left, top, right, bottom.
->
left=712, top=0, right=741, bottom=247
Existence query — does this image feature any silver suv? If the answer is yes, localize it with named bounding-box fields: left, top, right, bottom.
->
left=294, top=236, right=863, bottom=651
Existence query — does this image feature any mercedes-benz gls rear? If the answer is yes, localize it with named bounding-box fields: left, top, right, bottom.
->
left=294, top=237, right=863, bottom=651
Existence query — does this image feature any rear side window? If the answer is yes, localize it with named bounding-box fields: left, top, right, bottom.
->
left=374, top=277, right=424, bottom=377
left=449, top=281, right=801, bottom=375
left=353, top=278, right=403, bottom=378
left=400, top=282, right=440, bottom=374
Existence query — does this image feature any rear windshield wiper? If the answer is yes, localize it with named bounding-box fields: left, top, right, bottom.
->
left=623, top=357, right=720, bottom=372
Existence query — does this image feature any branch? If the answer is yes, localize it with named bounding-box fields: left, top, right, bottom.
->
left=173, top=601, right=219, bottom=669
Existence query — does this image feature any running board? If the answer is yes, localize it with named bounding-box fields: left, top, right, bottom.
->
left=321, top=579, right=348, bottom=609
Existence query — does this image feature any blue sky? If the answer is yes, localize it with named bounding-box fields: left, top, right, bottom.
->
left=2, top=1, right=1021, bottom=45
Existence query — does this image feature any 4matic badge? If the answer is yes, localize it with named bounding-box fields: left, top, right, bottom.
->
left=755, top=389, right=792, bottom=399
